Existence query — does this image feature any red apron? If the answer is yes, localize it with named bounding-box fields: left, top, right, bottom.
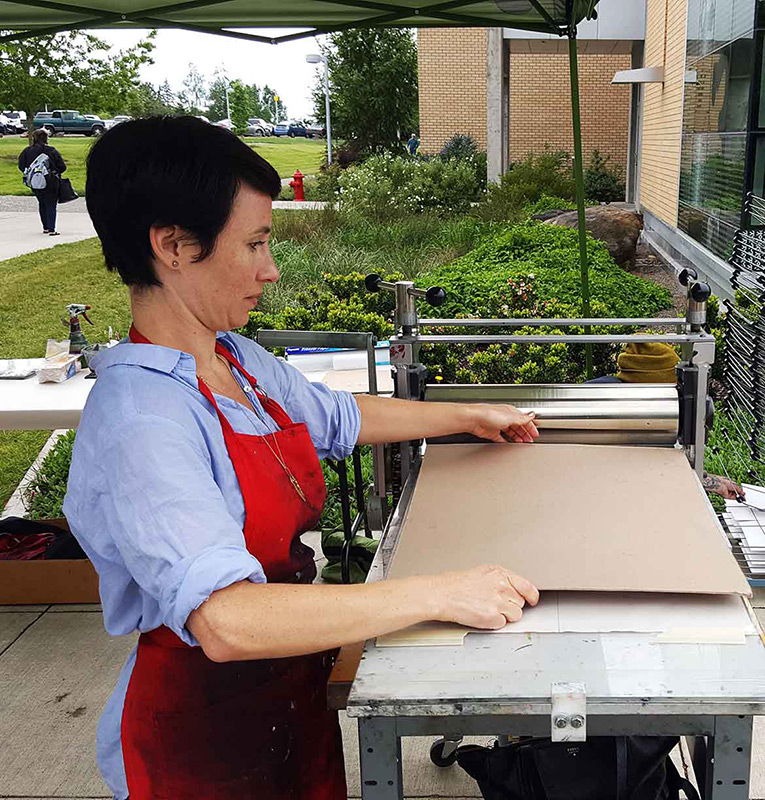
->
left=120, top=326, right=346, bottom=799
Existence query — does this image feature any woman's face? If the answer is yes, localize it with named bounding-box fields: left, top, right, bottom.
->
left=173, top=183, right=279, bottom=332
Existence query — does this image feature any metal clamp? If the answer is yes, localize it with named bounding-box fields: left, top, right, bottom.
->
left=551, top=682, right=587, bottom=742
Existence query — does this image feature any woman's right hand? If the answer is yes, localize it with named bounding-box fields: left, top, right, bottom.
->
left=425, top=564, right=540, bottom=629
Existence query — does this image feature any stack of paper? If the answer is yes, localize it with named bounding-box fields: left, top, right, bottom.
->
left=724, top=484, right=765, bottom=576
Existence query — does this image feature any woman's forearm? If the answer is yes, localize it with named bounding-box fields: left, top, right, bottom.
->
left=188, top=564, right=539, bottom=662
left=355, top=394, right=538, bottom=445
left=355, top=393, right=472, bottom=444
left=189, top=577, right=436, bottom=661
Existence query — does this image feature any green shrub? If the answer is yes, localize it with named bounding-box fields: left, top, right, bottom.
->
left=438, top=134, right=487, bottom=194
left=415, top=222, right=671, bottom=384
left=23, top=430, right=76, bottom=520
left=524, top=195, right=577, bottom=216
left=584, top=150, right=625, bottom=203
left=478, top=150, right=576, bottom=222
left=338, top=154, right=477, bottom=220
left=241, top=270, right=401, bottom=341
left=422, top=223, right=670, bottom=319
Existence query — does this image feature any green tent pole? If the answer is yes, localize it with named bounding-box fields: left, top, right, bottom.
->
left=567, top=29, right=593, bottom=379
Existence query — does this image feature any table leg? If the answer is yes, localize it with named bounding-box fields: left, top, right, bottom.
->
left=704, top=716, right=753, bottom=800
left=358, top=717, right=403, bottom=799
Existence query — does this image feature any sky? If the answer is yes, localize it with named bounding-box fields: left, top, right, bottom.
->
left=98, top=28, right=328, bottom=121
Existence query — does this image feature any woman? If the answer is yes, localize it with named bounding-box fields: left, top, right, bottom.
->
left=17, top=128, right=66, bottom=235
left=63, top=116, right=539, bottom=800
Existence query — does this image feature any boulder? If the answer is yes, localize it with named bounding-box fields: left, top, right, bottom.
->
left=544, top=206, right=644, bottom=267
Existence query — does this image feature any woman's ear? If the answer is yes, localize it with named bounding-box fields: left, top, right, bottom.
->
left=149, top=224, right=186, bottom=275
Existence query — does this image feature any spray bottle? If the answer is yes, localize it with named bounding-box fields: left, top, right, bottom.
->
left=62, top=304, right=94, bottom=354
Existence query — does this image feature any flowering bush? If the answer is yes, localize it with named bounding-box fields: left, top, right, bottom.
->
left=338, top=154, right=477, bottom=220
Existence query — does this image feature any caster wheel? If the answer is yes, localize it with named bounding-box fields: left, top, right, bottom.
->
left=430, top=739, right=458, bottom=768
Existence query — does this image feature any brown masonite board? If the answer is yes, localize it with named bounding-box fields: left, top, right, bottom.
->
left=387, top=444, right=751, bottom=597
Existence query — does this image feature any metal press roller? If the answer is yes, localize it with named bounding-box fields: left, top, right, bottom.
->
left=364, top=268, right=716, bottom=489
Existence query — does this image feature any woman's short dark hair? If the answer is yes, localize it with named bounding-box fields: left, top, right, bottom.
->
left=86, top=116, right=281, bottom=287
left=33, top=129, right=48, bottom=145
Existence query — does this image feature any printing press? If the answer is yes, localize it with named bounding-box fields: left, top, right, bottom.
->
left=331, top=270, right=765, bottom=800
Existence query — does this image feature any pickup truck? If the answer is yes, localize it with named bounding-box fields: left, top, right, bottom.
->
left=33, top=110, right=106, bottom=137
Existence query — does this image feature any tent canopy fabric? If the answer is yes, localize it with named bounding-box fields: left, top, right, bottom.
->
left=0, top=0, right=599, bottom=44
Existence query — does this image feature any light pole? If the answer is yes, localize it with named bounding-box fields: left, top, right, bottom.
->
left=306, top=53, right=332, bottom=165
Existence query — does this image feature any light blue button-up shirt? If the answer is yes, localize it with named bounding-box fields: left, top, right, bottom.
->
left=62, top=331, right=361, bottom=799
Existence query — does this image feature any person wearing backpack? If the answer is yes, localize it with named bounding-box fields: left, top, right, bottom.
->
left=18, top=128, right=67, bottom=235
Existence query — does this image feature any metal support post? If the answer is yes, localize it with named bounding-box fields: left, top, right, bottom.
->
left=705, top=716, right=753, bottom=800
left=358, top=717, right=403, bottom=800
left=692, top=338, right=715, bottom=478
left=567, top=29, right=593, bottom=379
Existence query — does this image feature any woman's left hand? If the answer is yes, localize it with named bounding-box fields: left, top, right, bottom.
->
left=465, top=404, right=539, bottom=444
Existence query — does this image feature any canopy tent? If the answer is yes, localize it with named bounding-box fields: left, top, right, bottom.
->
left=1, top=0, right=601, bottom=373
left=1, top=2, right=599, bottom=44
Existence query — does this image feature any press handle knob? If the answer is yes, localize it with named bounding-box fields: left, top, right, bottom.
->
left=426, top=286, right=447, bottom=307
left=690, top=282, right=711, bottom=302
left=679, top=268, right=698, bottom=287
left=365, top=273, right=383, bottom=293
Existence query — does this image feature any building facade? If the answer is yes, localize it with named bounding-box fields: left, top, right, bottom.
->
left=417, top=0, right=646, bottom=185
left=639, top=0, right=761, bottom=298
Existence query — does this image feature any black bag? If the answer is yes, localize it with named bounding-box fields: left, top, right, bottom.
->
left=0, top=517, right=87, bottom=560
left=456, top=736, right=701, bottom=800
left=58, top=177, right=78, bottom=203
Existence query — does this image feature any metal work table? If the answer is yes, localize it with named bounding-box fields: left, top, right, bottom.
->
left=346, top=466, right=765, bottom=800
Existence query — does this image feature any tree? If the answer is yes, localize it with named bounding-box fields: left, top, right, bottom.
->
left=313, top=28, right=418, bottom=154
left=262, top=85, right=287, bottom=123
left=0, top=30, right=155, bottom=136
left=125, top=82, right=180, bottom=118
left=178, top=63, right=207, bottom=115
left=157, top=80, right=179, bottom=111
left=207, top=75, right=229, bottom=122
left=229, top=79, right=255, bottom=132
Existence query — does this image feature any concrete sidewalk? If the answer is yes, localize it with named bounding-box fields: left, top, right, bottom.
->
left=0, top=194, right=330, bottom=262
left=3, top=577, right=765, bottom=797
left=0, top=196, right=96, bottom=261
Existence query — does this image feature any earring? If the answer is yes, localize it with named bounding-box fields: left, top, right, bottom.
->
left=172, top=260, right=179, bottom=268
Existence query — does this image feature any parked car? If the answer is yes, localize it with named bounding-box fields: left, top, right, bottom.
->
left=1, top=111, right=26, bottom=133
left=246, top=117, right=273, bottom=137
left=214, top=118, right=235, bottom=131
left=274, top=120, right=310, bottom=138
left=306, top=121, right=325, bottom=138
left=33, top=109, right=106, bottom=136
left=104, top=115, right=132, bottom=130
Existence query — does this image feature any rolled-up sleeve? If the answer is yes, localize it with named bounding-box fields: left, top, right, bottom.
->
left=98, top=415, right=265, bottom=645
left=271, top=359, right=361, bottom=461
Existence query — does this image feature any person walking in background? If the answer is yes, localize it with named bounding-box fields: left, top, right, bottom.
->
left=407, top=132, right=419, bottom=156
left=18, top=128, right=67, bottom=236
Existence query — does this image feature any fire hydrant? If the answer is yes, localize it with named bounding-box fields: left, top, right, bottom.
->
left=289, top=169, right=305, bottom=202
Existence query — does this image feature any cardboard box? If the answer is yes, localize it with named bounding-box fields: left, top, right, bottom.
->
left=0, top=518, right=99, bottom=604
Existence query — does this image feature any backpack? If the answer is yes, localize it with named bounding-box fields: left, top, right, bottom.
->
left=455, top=736, right=701, bottom=800
left=23, top=152, right=52, bottom=190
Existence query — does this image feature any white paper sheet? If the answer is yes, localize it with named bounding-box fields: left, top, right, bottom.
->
left=376, top=592, right=755, bottom=647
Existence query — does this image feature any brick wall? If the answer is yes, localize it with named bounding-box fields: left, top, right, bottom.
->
left=639, top=0, right=688, bottom=226
left=508, top=51, right=632, bottom=170
left=418, top=27, right=488, bottom=153
left=418, top=29, right=632, bottom=171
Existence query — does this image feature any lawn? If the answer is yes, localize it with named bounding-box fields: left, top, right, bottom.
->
left=0, top=135, right=326, bottom=196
